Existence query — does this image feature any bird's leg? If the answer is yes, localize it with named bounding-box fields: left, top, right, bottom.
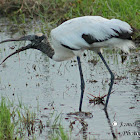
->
left=77, top=56, right=85, bottom=112
left=98, top=52, right=114, bottom=110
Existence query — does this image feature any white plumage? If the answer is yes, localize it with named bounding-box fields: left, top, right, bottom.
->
left=51, top=16, right=135, bottom=61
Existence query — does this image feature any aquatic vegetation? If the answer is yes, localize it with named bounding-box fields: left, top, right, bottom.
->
left=0, top=97, right=70, bottom=139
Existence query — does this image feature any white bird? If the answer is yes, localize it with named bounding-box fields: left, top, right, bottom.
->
left=0, top=16, right=135, bottom=112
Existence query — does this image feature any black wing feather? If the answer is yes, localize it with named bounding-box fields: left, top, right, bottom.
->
left=82, top=29, right=133, bottom=45
left=112, top=29, right=132, bottom=40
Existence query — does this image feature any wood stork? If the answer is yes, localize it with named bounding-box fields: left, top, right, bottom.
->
left=0, top=16, right=135, bottom=112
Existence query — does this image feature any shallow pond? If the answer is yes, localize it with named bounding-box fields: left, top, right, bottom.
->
left=0, top=19, right=140, bottom=140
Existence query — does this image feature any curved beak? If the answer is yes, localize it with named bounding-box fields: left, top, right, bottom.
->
left=0, top=34, right=46, bottom=65
left=0, top=44, right=33, bottom=65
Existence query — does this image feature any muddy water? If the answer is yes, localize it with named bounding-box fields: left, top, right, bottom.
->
left=0, top=20, right=140, bottom=140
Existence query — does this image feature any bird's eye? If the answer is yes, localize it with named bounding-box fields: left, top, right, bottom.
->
left=33, top=35, right=44, bottom=43
left=35, top=35, right=39, bottom=40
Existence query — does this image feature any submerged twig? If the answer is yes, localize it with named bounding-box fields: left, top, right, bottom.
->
left=88, top=91, right=114, bottom=106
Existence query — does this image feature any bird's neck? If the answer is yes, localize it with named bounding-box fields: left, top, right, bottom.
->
left=33, top=38, right=55, bottom=59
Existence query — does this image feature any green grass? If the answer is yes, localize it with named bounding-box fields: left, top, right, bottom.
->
left=41, top=0, right=140, bottom=33
left=0, top=97, right=70, bottom=140
left=51, top=125, right=69, bottom=140
left=0, top=97, right=14, bottom=140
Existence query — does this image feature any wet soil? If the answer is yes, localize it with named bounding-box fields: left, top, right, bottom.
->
left=0, top=19, right=140, bottom=140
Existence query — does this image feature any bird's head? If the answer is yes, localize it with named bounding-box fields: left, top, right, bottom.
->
left=0, top=33, right=50, bottom=65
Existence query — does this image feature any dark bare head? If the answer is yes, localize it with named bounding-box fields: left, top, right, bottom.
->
left=0, top=33, right=54, bottom=65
